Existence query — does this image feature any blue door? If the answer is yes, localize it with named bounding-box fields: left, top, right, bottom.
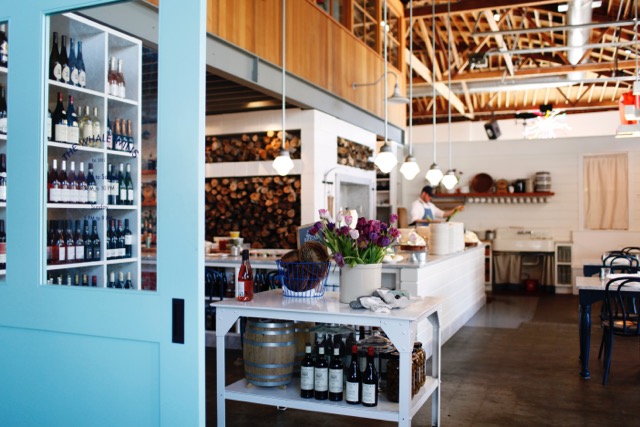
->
left=0, top=1, right=206, bottom=425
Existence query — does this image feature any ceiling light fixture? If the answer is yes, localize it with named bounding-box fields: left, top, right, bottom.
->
left=441, top=0, right=457, bottom=190
left=353, top=71, right=410, bottom=104
left=426, top=0, right=442, bottom=186
left=558, top=0, right=601, bottom=13
left=374, top=0, right=398, bottom=174
left=400, top=0, right=420, bottom=181
left=272, top=0, right=294, bottom=176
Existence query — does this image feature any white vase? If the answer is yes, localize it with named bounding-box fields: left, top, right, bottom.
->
left=339, top=263, right=382, bottom=304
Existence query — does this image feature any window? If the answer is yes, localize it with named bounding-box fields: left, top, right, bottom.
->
left=314, top=0, right=346, bottom=24
left=583, top=153, right=629, bottom=230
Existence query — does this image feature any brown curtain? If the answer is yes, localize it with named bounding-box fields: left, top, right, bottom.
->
left=584, top=153, right=628, bottom=230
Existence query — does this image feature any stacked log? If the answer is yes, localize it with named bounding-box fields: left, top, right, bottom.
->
left=206, top=130, right=301, bottom=163
left=337, top=137, right=374, bottom=170
left=205, top=175, right=301, bottom=249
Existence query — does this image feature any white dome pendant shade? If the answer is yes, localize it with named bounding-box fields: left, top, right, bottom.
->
left=441, top=169, right=458, bottom=189
left=400, top=155, right=420, bottom=180
left=426, top=162, right=443, bottom=186
left=375, top=142, right=397, bottom=174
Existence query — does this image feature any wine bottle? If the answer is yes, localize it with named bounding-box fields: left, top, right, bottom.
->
left=49, top=32, right=62, bottom=81
left=116, top=271, right=124, bottom=289
left=105, top=116, right=112, bottom=150
left=86, top=163, right=98, bottom=204
left=68, top=161, right=78, bottom=204
left=300, top=343, right=315, bottom=399
left=76, top=40, right=86, bottom=88
left=117, top=58, right=126, bottom=98
left=0, top=153, right=6, bottom=202
left=108, top=56, right=118, bottom=96
left=107, top=271, right=115, bottom=288
left=68, top=37, right=78, bottom=86
left=124, top=272, right=133, bottom=289
left=47, top=220, right=55, bottom=264
left=126, top=120, right=135, bottom=152
left=107, top=219, right=115, bottom=260
left=329, top=347, right=344, bottom=401
left=56, top=220, right=66, bottom=264
left=124, top=219, right=132, bottom=258
left=91, top=276, right=97, bottom=287
left=0, top=23, right=8, bottom=68
left=77, top=162, right=88, bottom=204
left=73, top=274, right=80, bottom=287
left=65, top=220, right=75, bottom=263
left=92, top=107, right=101, bottom=148
left=60, top=35, right=70, bottom=84
left=83, top=219, right=92, bottom=261
left=0, top=85, right=7, bottom=135
left=106, top=163, right=115, bottom=205
left=117, top=220, right=125, bottom=258
left=113, top=118, right=123, bottom=151
left=52, top=92, right=67, bottom=143
left=60, top=160, right=69, bottom=203
left=117, top=163, right=126, bottom=205
left=325, top=334, right=333, bottom=364
left=47, top=109, right=52, bottom=141
left=361, top=346, right=378, bottom=407
left=79, top=105, right=93, bottom=146
left=82, top=274, right=89, bottom=287
left=314, top=346, right=329, bottom=400
left=74, top=219, right=84, bottom=262
left=66, top=95, right=79, bottom=145
left=236, top=249, right=254, bottom=301
left=91, top=219, right=100, bottom=261
left=125, top=163, right=133, bottom=205
left=345, top=344, right=361, bottom=405
left=0, top=219, right=6, bottom=270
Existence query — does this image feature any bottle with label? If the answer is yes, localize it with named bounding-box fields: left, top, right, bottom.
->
left=76, top=40, right=86, bottom=88
left=77, top=162, right=88, bottom=203
left=108, top=56, right=118, bottom=97
left=116, top=271, right=124, bottom=289
left=52, top=92, right=67, bottom=143
left=91, top=276, right=97, bottom=287
left=125, top=163, right=134, bottom=205
left=49, top=32, right=61, bottom=81
left=68, top=37, right=78, bottom=86
left=91, top=219, right=100, bottom=261
left=60, top=35, right=70, bottom=84
left=236, top=249, right=253, bottom=301
left=74, top=219, right=84, bottom=262
left=124, top=218, right=132, bottom=258
left=117, top=220, right=125, bottom=258
left=68, top=161, right=78, bottom=204
left=117, top=59, right=126, bottom=98
left=56, top=220, right=66, bottom=264
left=91, top=107, right=101, bottom=148
left=0, top=85, right=7, bottom=135
left=361, top=346, right=378, bottom=407
left=59, top=160, right=69, bottom=203
left=79, top=106, right=93, bottom=146
left=107, top=163, right=116, bottom=205
left=86, top=162, right=98, bottom=204
left=300, top=343, right=315, bottom=399
left=117, top=163, right=126, bottom=205
left=47, top=109, right=52, bottom=141
left=106, top=219, right=114, bottom=259
left=0, top=23, right=8, bottom=68
left=48, top=160, right=60, bottom=203
left=0, top=153, right=6, bottom=202
left=107, top=271, right=115, bottom=288
left=105, top=116, right=112, bottom=150
left=65, top=220, right=75, bottom=263
left=329, top=347, right=344, bottom=401
left=314, top=346, right=329, bottom=400
left=47, top=220, right=55, bottom=264
left=82, top=274, right=89, bottom=287
left=126, top=119, right=135, bottom=152
left=0, top=219, right=6, bottom=270
left=66, top=95, right=79, bottom=145
left=345, top=344, right=361, bottom=405
left=83, top=219, right=92, bottom=261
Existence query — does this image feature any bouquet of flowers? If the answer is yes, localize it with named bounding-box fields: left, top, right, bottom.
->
left=309, top=209, right=400, bottom=268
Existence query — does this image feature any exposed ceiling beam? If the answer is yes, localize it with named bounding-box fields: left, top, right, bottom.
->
left=482, top=10, right=516, bottom=76
left=412, top=0, right=565, bottom=18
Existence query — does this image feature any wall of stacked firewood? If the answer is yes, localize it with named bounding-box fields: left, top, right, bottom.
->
left=337, top=137, right=374, bottom=170
left=206, top=130, right=301, bottom=163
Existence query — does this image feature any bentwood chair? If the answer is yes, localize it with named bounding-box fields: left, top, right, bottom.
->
left=601, top=277, right=640, bottom=385
left=602, top=254, right=639, bottom=268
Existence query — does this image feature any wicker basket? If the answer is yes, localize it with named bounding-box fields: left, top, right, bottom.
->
left=276, top=261, right=330, bottom=297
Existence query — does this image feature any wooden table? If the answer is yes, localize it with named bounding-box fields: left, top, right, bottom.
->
left=576, top=276, right=640, bottom=379
left=213, top=289, right=442, bottom=426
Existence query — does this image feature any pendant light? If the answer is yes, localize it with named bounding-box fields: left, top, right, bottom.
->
left=375, top=0, right=398, bottom=174
left=400, top=0, right=420, bottom=181
left=441, top=0, right=458, bottom=190
left=425, top=0, right=443, bottom=186
left=272, top=0, right=294, bottom=176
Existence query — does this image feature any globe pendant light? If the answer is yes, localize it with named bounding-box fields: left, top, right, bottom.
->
left=441, top=0, right=458, bottom=190
left=375, top=0, right=397, bottom=174
left=272, top=0, right=294, bottom=176
left=425, top=0, right=442, bottom=186
left=400, top=0, right=420, bottom=181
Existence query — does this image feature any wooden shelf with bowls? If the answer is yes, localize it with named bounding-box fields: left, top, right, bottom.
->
left=435, top=192, right=555, bottom=205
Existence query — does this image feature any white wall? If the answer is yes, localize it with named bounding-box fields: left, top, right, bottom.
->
left=400, top=111, right=640, bottom=265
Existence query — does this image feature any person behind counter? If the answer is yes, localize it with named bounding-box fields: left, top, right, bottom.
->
left=409, top=185, right=464, bottom=225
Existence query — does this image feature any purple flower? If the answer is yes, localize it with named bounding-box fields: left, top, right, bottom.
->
left=339, top=225, right=350, bottom=236
left=309, top=221, right=322, bottom=235
left=344, top=215, right=353, bottom=226
left=318, top=209, right=330, bottom=220
left=349, top=229, right=360, bottom=240
left=327, top=223, right=336, bottom=231
left=368, top=232, right=379, bottom=242
left=378, top=236, right=391, bottom=247
left=334, top=252, right=345, bottom=267
left=390, top=213, right=398, bottom=224
left=390, top=228, right=400, bottom=239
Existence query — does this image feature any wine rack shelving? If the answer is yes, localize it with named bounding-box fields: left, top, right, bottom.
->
left=45, top=13, right=142, bottom=290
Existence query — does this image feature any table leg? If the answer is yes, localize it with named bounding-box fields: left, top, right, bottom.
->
left=428, top=311, right=441, bottom=427
left=578, top=302, right=591, bottom=379
left=216, top=309, right=240, bottom=427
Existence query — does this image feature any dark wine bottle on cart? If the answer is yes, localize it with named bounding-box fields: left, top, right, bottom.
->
left=60, top=35, right=70, bottom=84
left=345, top=344, right=361, bottom=405
left=49, top=32, right=62, bottom=81
left=300, top=343, right=315, bottom=399
left=236, top=249, right=253, bottom=301
left=361, top=346, right=378, bottom=407
left=329, top=347, right=344, bottom=401
left=68, top=37, right=78, bottom=86
left=314, top=346, right=329, bottom=400
left=76, top=40, right=86, bottom=88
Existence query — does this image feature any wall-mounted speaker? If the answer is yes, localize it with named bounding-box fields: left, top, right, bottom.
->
left=484, top=120, right=501, bottom=140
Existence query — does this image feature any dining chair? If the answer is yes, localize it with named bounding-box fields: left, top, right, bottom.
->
left=622, top=246, right=640, bottom=256
left=601, top=277, right=640, bottom=385
left=602, top=254, right=639, bottom=267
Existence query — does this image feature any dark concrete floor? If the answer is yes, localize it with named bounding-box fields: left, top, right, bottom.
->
left=206, top=293, right=640, bottom=426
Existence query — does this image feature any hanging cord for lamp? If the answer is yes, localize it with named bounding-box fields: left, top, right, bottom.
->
left=400, top=0, right=420, bottom=180
left=425, top=0, right=443, bottom=185
left=442, top=0, right=458, bottom=190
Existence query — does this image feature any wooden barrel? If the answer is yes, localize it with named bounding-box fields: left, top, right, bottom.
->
left=243, top=319, right=296, bottom=387
left=293, top=321, right=315, bottom=375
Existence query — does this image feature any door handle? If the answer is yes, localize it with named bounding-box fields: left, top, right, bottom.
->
left=172, top=298, right=185, bottom=344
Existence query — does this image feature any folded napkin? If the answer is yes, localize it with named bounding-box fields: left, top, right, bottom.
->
left=348, top=289, right=411, bottom=313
